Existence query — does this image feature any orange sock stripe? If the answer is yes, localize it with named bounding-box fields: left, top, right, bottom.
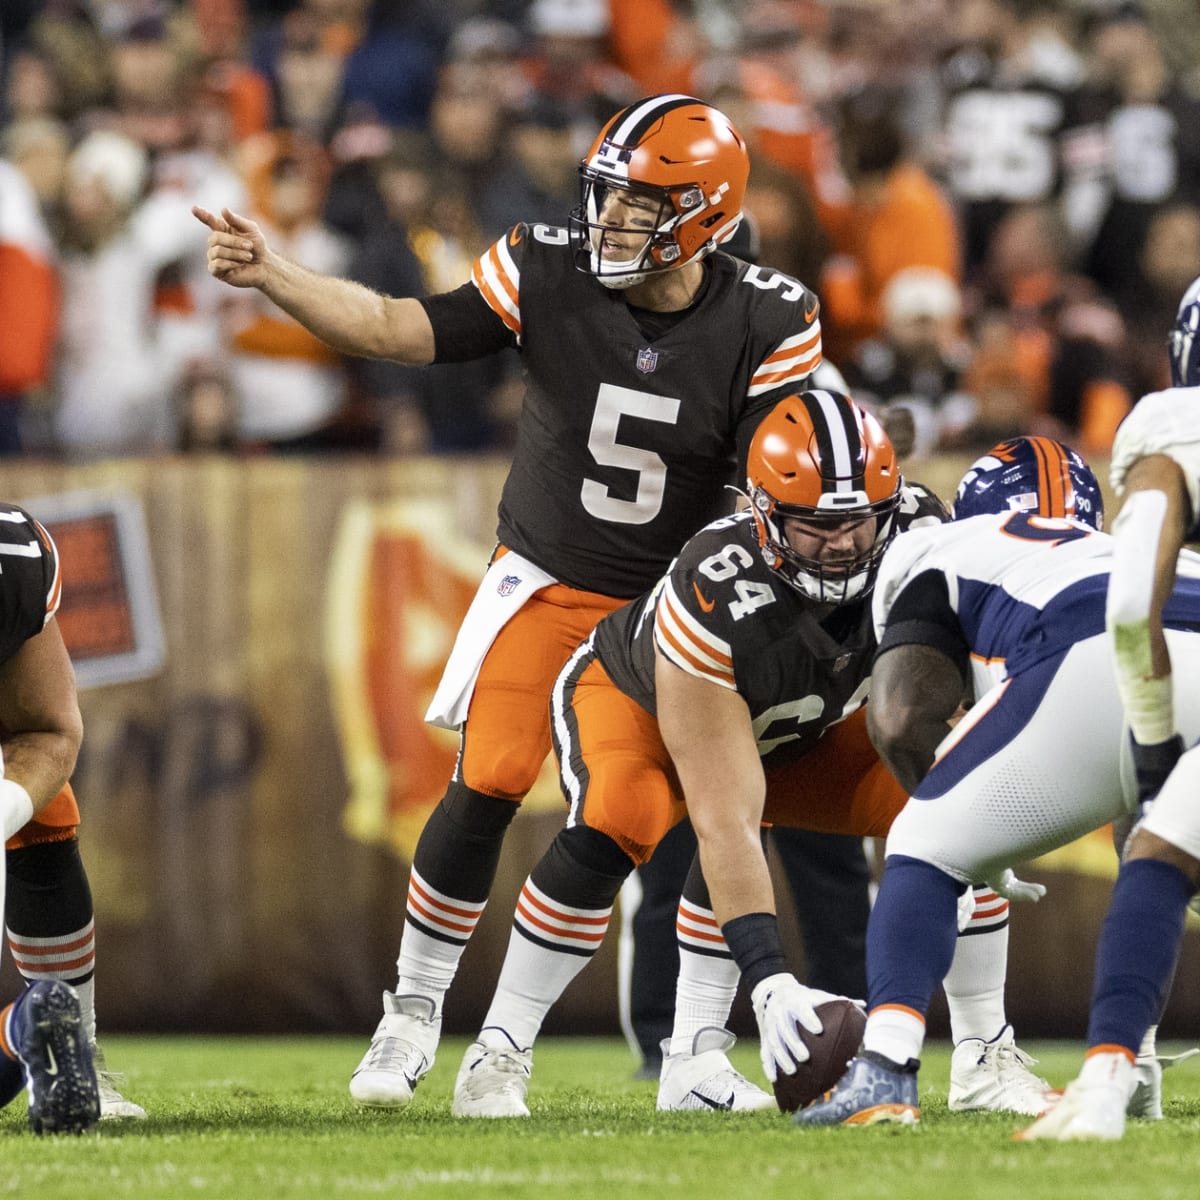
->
left=869, top=1003, right=926, bottom=1024
left=1085, top=1043, right=1136, bottom=1064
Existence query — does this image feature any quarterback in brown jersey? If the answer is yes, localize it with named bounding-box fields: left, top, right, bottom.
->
left=196, top=94, right=824, bottom=1108
left=443, top=391, right=1052, bottom=1118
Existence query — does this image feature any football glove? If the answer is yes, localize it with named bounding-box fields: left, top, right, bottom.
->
left=750, top=973, right=861, bottom=1083
left=986, top=868, right=1046, bottom=903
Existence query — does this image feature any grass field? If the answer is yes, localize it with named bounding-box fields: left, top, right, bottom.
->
left=2, top=1036, right=1199, bottom=1200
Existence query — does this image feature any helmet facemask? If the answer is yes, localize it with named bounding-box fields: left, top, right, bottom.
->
left=750, top=487, right=902, bottom=605
left=570, top=169, right=730, bottom=289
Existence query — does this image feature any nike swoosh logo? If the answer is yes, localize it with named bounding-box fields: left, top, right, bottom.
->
left=44, top=1045, right=59, bottom=1077
left=690, top=1090, right=735, bottom=1110
left=692, top=581, right=716, bottom=612
left=804, top=299, right=819, bottom=323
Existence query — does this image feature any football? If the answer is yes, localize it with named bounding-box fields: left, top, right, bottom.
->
left=771, top=999, right=867, bottom=1114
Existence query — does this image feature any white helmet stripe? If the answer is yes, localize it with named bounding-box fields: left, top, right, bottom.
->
left=606, top=94, right=698, bottom=146
left=807, top=388, right=859, bottom=493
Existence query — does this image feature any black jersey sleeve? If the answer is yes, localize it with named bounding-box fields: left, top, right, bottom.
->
left=419, top=282, right=515, bottom=362
left=875, top=568, right=968, bottom=681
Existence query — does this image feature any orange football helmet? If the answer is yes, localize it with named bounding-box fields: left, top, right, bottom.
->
left=747, top=390, right=901, bottom=603
left=570, top=94, right=749, bottom=288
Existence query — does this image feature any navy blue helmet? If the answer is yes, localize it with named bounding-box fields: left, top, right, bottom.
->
left=953, top=436, right=1104, bottom=530
left=1170, top=275, right=1200, bottom=388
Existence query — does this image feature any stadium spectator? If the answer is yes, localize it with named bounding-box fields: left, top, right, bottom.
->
left=0, top=147, right=59, bottom=454
left=934, top=0, right=1100, bottom=280
left=842, top=267, right=977, bottom=461
left=1117, top=202, right=1200, bottom=400
left=346, top=130, right=513, bottom=453
left=194, top=92, right=824, bottom=1109
left=818, top=90, right=961, bottom=363
left=221, top=132, right=353, bottom=449
left=1080, top=11, right=1200, bottom=299
left=965, top=201, right=1130, bottom=456
left=449, top=393, right=1046, bottom=1119
left=54, top=128, right=201, bottom=456
left=1021, top=275, right=1200, bottom=1141
left=0, top=503, right=143, bottom=1131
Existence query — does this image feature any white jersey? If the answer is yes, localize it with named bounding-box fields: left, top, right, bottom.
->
left=1110, top=387, right=1200, bottom=532
left=871, top=508, right=1200, bottom=881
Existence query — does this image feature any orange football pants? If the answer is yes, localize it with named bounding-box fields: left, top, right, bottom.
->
left=559, top=656, right=907, bottom=864
left=459, top=551, right=627, bottom=800
left=4, top=782, right=80, bottom=850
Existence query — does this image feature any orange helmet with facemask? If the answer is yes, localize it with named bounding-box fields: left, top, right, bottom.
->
left=747, top=391, right=901, bottom=604
left=569, top=94, right=749, bottom=289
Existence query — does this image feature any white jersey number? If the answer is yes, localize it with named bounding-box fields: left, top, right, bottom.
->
left=582, top=384, right=681, bottom=525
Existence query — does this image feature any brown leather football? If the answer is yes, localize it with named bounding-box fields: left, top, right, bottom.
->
left=772, top=999, right=867, bottom=1113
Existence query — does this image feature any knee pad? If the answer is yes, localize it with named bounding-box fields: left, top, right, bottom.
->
left=531, top=825, right=633, bottom=910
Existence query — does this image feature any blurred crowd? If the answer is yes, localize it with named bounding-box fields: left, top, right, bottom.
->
left=1, top=0, right=1199, bottom=461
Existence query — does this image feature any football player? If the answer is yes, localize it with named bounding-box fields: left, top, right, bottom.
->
left=448, top=392, right=1049, bottom=1119
left=0, top=505, right=101, bottom=1133
left=795, top=434, right=1200, bottom=1128
left=1020, top=277, right=1200, bottom=1140
left=196, top=94, right=826, bottom=1109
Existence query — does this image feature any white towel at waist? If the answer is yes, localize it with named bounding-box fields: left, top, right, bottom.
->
left=425, top=550, right=557, bottom=730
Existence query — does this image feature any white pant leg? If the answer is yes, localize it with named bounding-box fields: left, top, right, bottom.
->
left=1140, top=742, right=1200, bottom=860
left=885, top=634, right=1133, bottom=883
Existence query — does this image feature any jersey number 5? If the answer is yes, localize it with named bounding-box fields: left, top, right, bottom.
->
left=581, top=383, right=681, bottom=525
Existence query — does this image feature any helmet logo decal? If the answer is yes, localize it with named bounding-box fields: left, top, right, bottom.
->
left=636, top=347, right=660, bottom=374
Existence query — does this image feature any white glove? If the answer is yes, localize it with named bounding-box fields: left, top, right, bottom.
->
left=986, top=868, right=1046, bottom=903
left=750, top=973, right=860, bottom=1083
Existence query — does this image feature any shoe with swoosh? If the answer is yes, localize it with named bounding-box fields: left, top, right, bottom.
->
left=656, top=1027, right=776, bottom=1112
left=6, top=981, right=100, bottom=1135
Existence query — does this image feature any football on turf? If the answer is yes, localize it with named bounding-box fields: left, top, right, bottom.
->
left=771, top=999, right=866, bottom=1113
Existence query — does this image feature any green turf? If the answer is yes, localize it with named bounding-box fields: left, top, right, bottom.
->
left=2, top=1036, right=1199, bottom=1199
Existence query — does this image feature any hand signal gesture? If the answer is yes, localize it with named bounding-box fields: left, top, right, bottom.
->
left=193, top=206, right=269, bottom=289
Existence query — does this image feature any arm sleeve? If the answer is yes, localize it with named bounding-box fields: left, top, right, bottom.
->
left=875, top=568, right=969, bottom=682
left=419, top=283, right=516, bottom=363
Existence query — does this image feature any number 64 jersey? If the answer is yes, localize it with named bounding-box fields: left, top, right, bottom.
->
left=592, top=482, right=947, bottom=770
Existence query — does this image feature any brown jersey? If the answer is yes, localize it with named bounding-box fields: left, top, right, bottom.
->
left=593, top=483, right=948, bottom=769
left=428, top=223, right=822, bottom=598
left=0, top=504, right=61, bottom=662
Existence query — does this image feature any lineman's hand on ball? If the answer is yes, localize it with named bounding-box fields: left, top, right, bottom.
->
left=750, top=973, right=861, bottom=1083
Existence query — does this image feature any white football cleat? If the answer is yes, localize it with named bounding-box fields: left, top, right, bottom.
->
left=451, top=1030, right=532, bottom=1118
left=1016, top=1055, right=1132, bottom=1143
left=349, top=992, right=440, bottom=1108
left=948, top=1025, right=1056, bottom=1116
left=1127, top=1046, right=1200, bottom=1119
left=656, top=1027, right=776, bottom=1112
left=93, top=1044, right=146, bottom=1120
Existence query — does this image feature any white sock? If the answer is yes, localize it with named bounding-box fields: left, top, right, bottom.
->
left=668, top=947, right=740, bottom=1054
left=477, top=877, right=612, bottom=1050
left=394, top=868, right=486, bottom=1014
left=863, top=1006, right=926, bottom=1065
left=944, top=890, right=1009, bottom=1044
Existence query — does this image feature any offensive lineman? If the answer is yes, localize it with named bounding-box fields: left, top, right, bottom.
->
left=196, top=94, right=825, bottom=1107
left=447, top=392, right=1049, bottom=1118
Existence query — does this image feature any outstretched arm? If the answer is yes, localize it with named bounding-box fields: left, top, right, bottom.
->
left=193, top=206, right=436, bottom=363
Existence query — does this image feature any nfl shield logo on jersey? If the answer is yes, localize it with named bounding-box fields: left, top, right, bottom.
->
left=636, top=347, right=659, bottom=374
left=497, top=574, right=521, bottom=597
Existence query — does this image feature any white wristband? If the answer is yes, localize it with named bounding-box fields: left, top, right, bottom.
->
left=0, top=778, right=33, bottom=841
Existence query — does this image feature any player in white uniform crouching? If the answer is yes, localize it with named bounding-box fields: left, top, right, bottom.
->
left=795, top=434, right=1200, bottom=1127
left=1020, top=277, right=1200, bottom=1140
